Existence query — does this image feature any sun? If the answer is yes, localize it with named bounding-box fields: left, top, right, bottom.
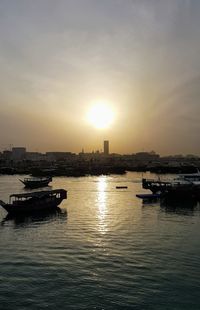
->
left=87, top=102, right=114, bottom=129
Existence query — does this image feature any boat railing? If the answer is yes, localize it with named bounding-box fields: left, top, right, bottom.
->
left=23, top=177, right=51, bottom=182
left=9, top=189, right=67, bottom=203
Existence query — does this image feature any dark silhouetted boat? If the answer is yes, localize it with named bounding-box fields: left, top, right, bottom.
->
left=19, top=176, right=52, bottom=188
left=116, top=186, right=128, bottom=189
left=136, top=193, right=161, bottom=199
left=0, top=189, right=67, bottom=214
left=142, top=171, right=200, bottom=200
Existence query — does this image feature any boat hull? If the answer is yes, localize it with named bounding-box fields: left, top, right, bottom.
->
left=136, top=193, right=161, bottom=199
left=20, top=178, right=52, bottom=188
left=2, top=198, right=64, bottom=214
left=162, top=187, right=200, bottom=200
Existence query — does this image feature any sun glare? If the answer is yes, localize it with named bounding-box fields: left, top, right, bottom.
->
left=87, top=102, right=114, bottom=129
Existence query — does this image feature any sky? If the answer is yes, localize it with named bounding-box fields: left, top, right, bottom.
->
left=0, top=0, right=200, bottom=155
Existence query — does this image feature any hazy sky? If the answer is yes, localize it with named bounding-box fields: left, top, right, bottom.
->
left=0, top=0, right=200, bottom=155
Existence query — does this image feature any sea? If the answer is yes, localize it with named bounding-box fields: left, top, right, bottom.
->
left=0, top=172, right=200, bottom=310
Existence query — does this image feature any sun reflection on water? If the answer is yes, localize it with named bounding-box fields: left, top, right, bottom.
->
left=97, top=176, right=108, bottom=234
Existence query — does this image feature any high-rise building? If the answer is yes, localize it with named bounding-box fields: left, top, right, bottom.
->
left=103, top=140, right=109, bottom=155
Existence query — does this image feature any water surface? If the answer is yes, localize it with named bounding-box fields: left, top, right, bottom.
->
left=0, top=172, right=200, bottom=309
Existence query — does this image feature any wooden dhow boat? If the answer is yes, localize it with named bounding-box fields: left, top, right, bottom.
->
left=0, top=189, right=67, bottom=214
left=19, top=176, right=52, bottom=188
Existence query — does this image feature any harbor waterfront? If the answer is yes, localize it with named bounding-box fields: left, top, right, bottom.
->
left=0, top=172, right=200, bottom=309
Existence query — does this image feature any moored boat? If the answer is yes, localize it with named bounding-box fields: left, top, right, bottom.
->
left=116, top=186, right=128, bottom=189
left=19, top=176, right=52, bottom=188
left=0, top=189, right=67, bottom=214
left=142, top=171, right=200, bottom=200
left=136, top=193, right=161, bottom=199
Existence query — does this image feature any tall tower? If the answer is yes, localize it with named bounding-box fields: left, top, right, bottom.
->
left=103, top=140, right=109, bottom=155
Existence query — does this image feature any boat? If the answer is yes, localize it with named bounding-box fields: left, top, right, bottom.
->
left=136, top=193, right=161, bottom=199
left=142, top=171, right=200, bottom=200
left=161, top=183, right=200, bottom=200
left=0, top=189, right=67, bottom=214
left=19, top=176, right=52, bottom=188
left=116, top=186, right=128, bottom=189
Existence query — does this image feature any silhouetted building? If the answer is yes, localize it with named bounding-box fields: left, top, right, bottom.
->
left=134, top=151, right=159, bottom=161
left=46, top=152, right=75, bottom=161
left=12, top=147, right=26, bottom=160
left=104, top=140, right=109, bottom=155
left=2, top=150, right=12, bottom=160
left=26, top=152, right=44, bottom=161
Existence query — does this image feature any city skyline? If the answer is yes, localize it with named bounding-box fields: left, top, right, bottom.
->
left=1, top=1, right=200, bottom=155
left=1, top=143, right=199, bottom=158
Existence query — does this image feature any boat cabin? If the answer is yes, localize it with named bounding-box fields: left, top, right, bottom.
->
left=9, top=189, right=67, bottom=204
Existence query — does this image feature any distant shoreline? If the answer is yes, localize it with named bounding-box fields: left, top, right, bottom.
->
left=0, top=165, right=198, bottom=177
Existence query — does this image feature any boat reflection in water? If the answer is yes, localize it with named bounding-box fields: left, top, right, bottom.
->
left=141, top=193, right=200, bottom=216
left=1, top=207, right=67, bottom=228
left=97, top=176, right=108, bottom=234
left=160, top=198, right=200, bottom=216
